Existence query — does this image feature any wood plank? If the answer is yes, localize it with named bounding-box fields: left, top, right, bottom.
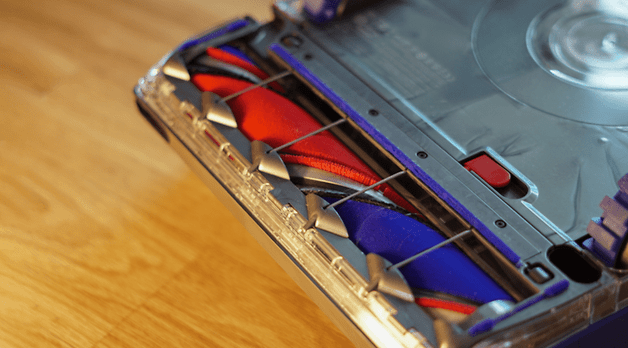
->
left=0, top=0, right=353, bottom=346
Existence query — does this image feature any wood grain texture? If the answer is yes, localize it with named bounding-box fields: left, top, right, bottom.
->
left=0, top=0, right=352, bottom=346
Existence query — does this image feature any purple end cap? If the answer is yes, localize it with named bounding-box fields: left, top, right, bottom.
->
left=600, top=197, right=628, bottom=237
left=584, top=237, right=617, bottom=267
left=616, top=174, right=628, bottom=207
left=468, top=319, right=496, bottom=337
left=585, top=173, right=628, bottom=267
left=587, top=219, right=621, bottom=266
left=619, top=174, right=628, bottom=195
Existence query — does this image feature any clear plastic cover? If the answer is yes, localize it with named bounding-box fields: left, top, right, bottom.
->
left=135, top=5, right=628, bottom=345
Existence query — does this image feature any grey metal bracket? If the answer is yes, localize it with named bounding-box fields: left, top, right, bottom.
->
left=163, top=53, right=190, bottom=81
left=365, top=253, right=414, bottom=302
left=250, top=140, right=291, bottom=180
left=305, top=193, right=349, bottom=238
left=201, top=91, right=238, bottom=128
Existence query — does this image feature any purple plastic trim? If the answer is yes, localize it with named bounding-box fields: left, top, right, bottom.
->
left=303, top=0, right=342, bottom=24
left=584, top=173, right=628, bottom=267
left=583, top=237, right=615, bottom=266
left=468, top=279, right=570, bottom=336
left=178, top=19, right=249, bottom=51
left=269, top=43, right=521, bottom=265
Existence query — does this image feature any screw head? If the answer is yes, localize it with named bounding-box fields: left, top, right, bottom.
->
left=281, top=34, right=303, bottom=48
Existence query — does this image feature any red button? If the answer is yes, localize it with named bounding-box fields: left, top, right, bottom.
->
left=464, top=155, right=511, bottom=188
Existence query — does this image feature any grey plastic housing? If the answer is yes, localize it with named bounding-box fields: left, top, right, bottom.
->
left=134, top=2, right=628, bottom=347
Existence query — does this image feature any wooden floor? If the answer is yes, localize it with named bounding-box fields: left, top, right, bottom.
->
left=0, top=0, right=352, bottom=346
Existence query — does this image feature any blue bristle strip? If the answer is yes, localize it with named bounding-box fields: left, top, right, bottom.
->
left=217, top=45, right=255, bottom=64
left=328, top=198, right=514, bottom=304
left=269, top=43, right=521, bottom=265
